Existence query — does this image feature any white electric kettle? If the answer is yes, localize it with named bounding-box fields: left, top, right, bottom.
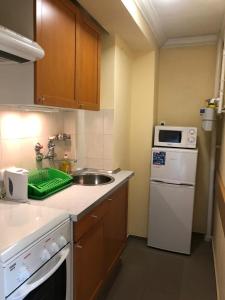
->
left=4, top=167, right=28, bottom=202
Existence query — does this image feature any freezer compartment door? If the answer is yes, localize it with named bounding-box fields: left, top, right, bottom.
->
left=151, top=147, right=198, bottom=185
left=147, top=181, right=195, bottom=254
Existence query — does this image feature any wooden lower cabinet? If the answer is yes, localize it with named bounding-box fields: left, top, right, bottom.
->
left=104, top=183, right=128, bottom=274
left=73, top=182, right=128, bottom=300
left=74, top=221, right=104, bottom=300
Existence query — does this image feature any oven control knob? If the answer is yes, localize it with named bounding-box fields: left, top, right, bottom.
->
left=189, top=129, right=195, bottom=135
left=58, top=236, right=67, bottom=247
left=188, top=137, right=195, bottom=143
left=50, top=242, right=60, bottom=254
left=40, top=249, right=51, bottom=262
left=18, top=266, right=30, bottom=283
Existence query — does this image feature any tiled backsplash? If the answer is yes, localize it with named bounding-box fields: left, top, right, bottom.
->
left=76, top=109, right=114, bottom=170
left=0, top=110, right=76, bottom=171
left=0, top=108, right=114, bottom=172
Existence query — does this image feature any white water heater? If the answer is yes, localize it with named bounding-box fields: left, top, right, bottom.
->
left=200, top=108, right=216, bottom=131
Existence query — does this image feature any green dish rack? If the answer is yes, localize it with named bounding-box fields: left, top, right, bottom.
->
left=28, top=168, right=73, bottom=200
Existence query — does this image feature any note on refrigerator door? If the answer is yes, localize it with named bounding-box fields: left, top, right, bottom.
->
left=153, top=151, right=166, bottom=166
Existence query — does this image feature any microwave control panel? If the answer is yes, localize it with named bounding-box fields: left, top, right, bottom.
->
left=186, top=128, right=197, bottom=148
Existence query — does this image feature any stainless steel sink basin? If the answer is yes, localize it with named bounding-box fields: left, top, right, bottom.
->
left=72, top=173, right=115, bottom=186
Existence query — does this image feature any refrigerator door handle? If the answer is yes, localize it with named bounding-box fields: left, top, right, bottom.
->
left=151, top=180, right=194, bottom=187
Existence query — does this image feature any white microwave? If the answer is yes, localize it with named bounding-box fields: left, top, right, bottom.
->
left=154, top=126, right=197, bottom=149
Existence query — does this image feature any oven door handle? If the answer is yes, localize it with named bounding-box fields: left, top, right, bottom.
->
left=10, top=245, right=70, bottom=300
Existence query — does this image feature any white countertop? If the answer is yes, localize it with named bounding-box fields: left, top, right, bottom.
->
left=0, top=201, right=69, bottom=263
left=29, top=170, right=134, bottom=221
left=0, top=170, right=133, bottom=263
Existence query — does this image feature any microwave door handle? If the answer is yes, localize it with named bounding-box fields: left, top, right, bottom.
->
left=10, top=246, right=70, bottom=300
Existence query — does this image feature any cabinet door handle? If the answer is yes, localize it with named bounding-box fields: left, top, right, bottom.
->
left=91, top=214, right=98, bottom=219
left=37, top=97, right=43, bottom=104
left=37, top=96, right=45, bottom=104
left=108, top=198, right=113, bottom=201
left=76, top=244, right=83, bottom=249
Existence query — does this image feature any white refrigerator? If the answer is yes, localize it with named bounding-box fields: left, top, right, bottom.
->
left=147, top=147, right=198, bottom=254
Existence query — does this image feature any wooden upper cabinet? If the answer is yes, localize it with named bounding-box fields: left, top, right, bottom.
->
left=35, top=0, right=77, bottom=108
left=35, top=0, right=101, bottom=110
left=75, top=11, right=101, bottom=110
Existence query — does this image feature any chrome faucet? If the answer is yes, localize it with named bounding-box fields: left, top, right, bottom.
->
left=34, top=138, right=56, bottom=162
left=35, top=142, right=44, bottom=162
left=35, top=133, right=70, bottom=163
left=44, top=137, right=56, bottom=160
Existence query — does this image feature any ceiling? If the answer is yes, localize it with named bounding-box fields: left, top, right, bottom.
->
left=78, top=0, right=157, bottom=51
left=78, top=0, right=225, bottom=49
left=135, top=0, right=225, bottom=45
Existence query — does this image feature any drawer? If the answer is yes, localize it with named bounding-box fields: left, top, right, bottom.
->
left=74, top=200, right=108, bottom=241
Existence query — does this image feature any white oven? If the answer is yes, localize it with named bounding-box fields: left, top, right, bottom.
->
left=1, top=219, right=72, bottom=300
left=154, top=126, right=197, bottom=149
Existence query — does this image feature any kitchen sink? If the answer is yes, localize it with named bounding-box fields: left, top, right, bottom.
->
left=72, top=173, right=115, bottom=186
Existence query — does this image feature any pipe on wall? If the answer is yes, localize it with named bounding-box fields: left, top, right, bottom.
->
left=217, top=34, right=225, bottom=114
left=205, top=124, right=217, bottom=241
left=205, top=33, right=225, bottom=240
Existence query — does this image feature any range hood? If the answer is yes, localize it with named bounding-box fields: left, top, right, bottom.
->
left=0, top=25, right=45, bottom=63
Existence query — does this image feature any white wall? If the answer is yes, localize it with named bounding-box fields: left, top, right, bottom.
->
left=213, top=108, right=225, bottom=300
left=100, top=34, right=115, bottom=110
left=94, top=34, right=159, bottom=236
left=0, top=0, right=35, bottom=105
left=157, top=45, right=217, bottom=233
left=0, top=0, right=33, bottom=38
left=213, top=200, right=225, bottom=300
left=113, top=37, right=133, bottom=170
left=0, top=110, right=76, bottom=171
left=206, top=25, right=225, bottom=300
left=128, top=51, right=158, bottom=236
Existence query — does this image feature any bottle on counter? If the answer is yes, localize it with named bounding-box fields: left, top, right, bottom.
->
left=59, top=153, right=71, bottom=174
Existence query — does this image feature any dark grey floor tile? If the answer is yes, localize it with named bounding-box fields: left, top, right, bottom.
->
left=142, top=290, right=180, bottom=300
left=104, top=235, right=217, bottom=300
left=106, top=261, right=149, bottom=300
